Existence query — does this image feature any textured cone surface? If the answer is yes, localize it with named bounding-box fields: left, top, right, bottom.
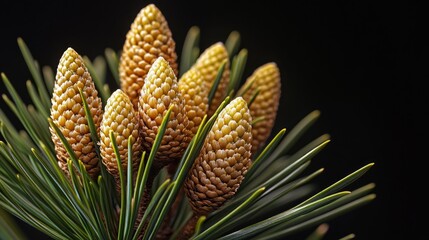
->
left=240, top=63, right=281, bottom=153
left=50, top=48, right=103, bottom=179
left=178, top=68, right=208, bottom=136
left=119, top=4, right=178, bottom=109
left=192, top=42, right=230, bottom=116
left=184, top=97, right=252, bottom=215
left=138, top=57, right=189, bottom=166
left=100, top=89, right=141, bottom=192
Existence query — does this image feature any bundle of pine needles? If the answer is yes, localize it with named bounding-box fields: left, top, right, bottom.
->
left=0, top=4, right=375, bottom=240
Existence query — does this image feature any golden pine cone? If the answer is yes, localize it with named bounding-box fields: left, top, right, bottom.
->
left=119, top=4, right=178, bottom=109
left=50, top=48, right=103, bottom=179
left=178, top=68, right=208, bottom=136
left=240, top=63, right=281, bottom=153
left=184, top=97, right=252, bottom=215
left=100, top=89, right=141, bottom=191
left=138, top=57, right=189, bottom=167
left=192, top=42, right=230, bottom=117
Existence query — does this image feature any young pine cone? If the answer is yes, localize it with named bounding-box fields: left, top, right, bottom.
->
left=184, top=97, right=252, bottom=215
left=178, top=68, right=208, bottom=136
left=119, top=3, right=178, bottom=109
left=138, top=57, right=189, bottom=168
left=50, top=48, right=103, bottom=179
left=100, top=89, right=141, bottom=192
left=192, top=42, right=230, bottom=117
left=240, top=63, right=281, bottom=153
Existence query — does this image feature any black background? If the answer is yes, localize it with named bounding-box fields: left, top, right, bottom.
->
left=0, top=0, right=420, bottom=239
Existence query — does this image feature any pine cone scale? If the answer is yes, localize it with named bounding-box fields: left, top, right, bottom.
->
left=192, top=42, right=230, bottom=116
left=50, top=48, right=103, bottom=179
left=138, top=57, right=190, bottom=167
left=185, top=97, right=252, bottom=215
left=240, top=63, right=281, bottom=153
left=100, top=89, right=141, bottom=192
left=120, top=4, right=178, bottom=109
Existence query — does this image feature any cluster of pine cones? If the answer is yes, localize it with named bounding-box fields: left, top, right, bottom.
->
left=49, top=3, right=281, bottom=237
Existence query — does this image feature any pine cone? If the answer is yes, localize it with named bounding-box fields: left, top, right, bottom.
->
left=138, top=57, right=189, bottom=168
left=240, top=63, right=281, bottom=153
left=50, top=48, right=103, bottom=179
left=119, top=4, right=178, bottom=109
left=184, top=97, right=252, bottom=215
left=178, top=68, right=208, bottom=136
left=100, top=89, right=141, bottom=192
left=192, top=42, right=230, bottom=117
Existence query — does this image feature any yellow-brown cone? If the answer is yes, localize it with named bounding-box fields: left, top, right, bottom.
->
left=192, top=42, right=230, bottom=117
left=178, top=68, right=208, bottom=136
left=119, top=4, right=178, bottom=109
left=184, top=97, right=252, bottom=215
left=50, top=48, right=103, bottom=179
left=138, top=57, right=189, bottom=167
left=100, top=89, right=141, bottom=192
left=240, top=63, right=281, bottom=153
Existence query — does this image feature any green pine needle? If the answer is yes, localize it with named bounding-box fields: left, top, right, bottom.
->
left=42, top=65, right=55, bottom=95
left=305, top=224, right=329, bottom=240
left=104, top=48, right=120, bottom=86
left=339, top=233, right=356, bottom=240
left=83, top=56, right=110, bottom=104
left=194, top=187, right=265, bottom=240
left=17, top=38, right=51, bottom=111
left=225, top=31, right=241, bottom=61
left=228, top=49, right=248, bottom=96
left=192, top=216, right=206, bottom=237
left=208, top=60, right=227, bottom=107
left=0, top=207, right=27, bottom=240
left=180, top=26, right=201, bottom=76
left=241, top=128, right=287, bottom=185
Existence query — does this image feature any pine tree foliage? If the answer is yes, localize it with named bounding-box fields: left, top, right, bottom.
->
left=0, top=4, right=374, bottom=240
